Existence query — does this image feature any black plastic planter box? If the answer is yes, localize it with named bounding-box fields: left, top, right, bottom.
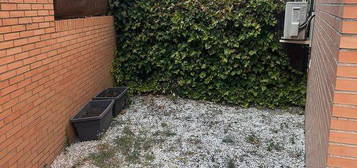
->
left=93, top=87, right=129, bottom=117
left=71, top=100, right=114, bottom=141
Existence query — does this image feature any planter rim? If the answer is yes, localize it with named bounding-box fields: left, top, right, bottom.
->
left=71, top=99, right=114, bottom=123
left=93, top=87, right=128, bottom=99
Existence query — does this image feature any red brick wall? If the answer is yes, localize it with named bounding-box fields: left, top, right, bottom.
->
left=305, top=0, right=341, bottom=167
left=327, top=0, right=357, bottom=167
left=0, top=0, right=115, bottom=167
left=306, top=0, right=357, bottom=167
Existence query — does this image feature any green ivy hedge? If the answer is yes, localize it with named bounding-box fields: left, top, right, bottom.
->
left=109, top=0, right=306, bottom=108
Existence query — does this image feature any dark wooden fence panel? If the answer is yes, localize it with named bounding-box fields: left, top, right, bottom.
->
left=54, top=0, right=108, bottom=19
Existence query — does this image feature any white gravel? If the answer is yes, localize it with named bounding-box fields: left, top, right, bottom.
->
left=51, top=95, right=305, bottom=168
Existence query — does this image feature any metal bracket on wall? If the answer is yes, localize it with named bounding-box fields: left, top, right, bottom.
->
left=279, top=39, right=310, bottom=45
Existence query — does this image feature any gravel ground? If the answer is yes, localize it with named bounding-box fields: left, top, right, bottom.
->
left=51, top=95, right=305, bottom=168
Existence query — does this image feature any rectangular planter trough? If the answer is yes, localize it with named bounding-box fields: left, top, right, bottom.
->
left=71, top=100, right=114, bottom=141
left=93, top=87, right=129, bottom=117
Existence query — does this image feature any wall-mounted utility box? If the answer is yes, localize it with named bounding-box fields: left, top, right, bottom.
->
left=282, top=2, right=308, bottom=41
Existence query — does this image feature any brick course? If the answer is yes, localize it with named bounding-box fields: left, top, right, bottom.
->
left=0, top=0, right=115, bottom=167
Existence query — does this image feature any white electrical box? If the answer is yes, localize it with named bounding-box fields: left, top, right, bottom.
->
left=282, top=2, right=308, bottom=41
